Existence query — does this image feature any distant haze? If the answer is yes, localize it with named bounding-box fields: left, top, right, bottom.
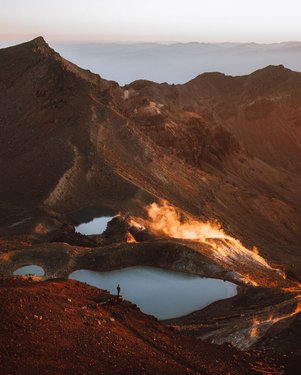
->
left=50, top=42, right=301, bottom=85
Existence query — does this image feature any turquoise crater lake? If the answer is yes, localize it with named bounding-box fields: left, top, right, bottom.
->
left=13, top=265, right=45, bottom=276
left=75, top=216, right=113, bottom=235
left=70, top=206, right=115, bottom=235
left=69, top=266, right=237, bottom=320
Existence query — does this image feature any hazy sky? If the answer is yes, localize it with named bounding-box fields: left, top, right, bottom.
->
left=1, top=0, right=301, bottom=43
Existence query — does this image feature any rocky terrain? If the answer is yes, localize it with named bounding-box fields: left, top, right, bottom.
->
left=0, top=37, right=301, bottom=373
left=0, top=277, right=293, bottom=375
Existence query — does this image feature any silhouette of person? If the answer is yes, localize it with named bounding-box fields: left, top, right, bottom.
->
left=117, top=284, right=121, bottom=296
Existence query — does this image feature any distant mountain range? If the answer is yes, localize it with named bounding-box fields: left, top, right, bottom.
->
left=2, top=40, right=301, bottom=85
left=51, top=41, right=301, bottom=84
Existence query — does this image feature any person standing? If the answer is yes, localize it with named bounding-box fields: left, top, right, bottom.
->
left=117, top=284, right=121, bottom=296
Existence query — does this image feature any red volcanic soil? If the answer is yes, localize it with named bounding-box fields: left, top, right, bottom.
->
left=0, top=278, right=287, bottom=375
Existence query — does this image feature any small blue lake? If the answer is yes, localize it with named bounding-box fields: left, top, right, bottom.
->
left=69, top=206, right=115, bottom=235
left=13, top=265, right=45, bottom=276
left=75, top=216, right=113, bottom=235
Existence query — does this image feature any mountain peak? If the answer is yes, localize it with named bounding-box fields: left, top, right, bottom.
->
left=250, top=64, right=291, bottom=77
left=30, top=36, right=47, bottom=45
left=26, top=36, right=56, bottom=56
left=2, top=36, right=57, bottom=58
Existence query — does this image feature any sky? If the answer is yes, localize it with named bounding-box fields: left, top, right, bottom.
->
left=1, top=0, right=301, bottom=43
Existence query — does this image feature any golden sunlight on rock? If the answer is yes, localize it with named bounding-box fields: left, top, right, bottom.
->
left=250, top=319, right=259, bottom=337
left=125, top=232, right=137, bottom=243
left=34, top=223, right=49, bottom=234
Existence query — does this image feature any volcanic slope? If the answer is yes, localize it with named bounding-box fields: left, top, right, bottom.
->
left=0, top=278, right=288, bottom=375
left=1, top=37, right=301, bottom=273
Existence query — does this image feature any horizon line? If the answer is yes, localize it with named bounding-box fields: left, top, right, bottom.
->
left=1, top=36, right=301, bottom=47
